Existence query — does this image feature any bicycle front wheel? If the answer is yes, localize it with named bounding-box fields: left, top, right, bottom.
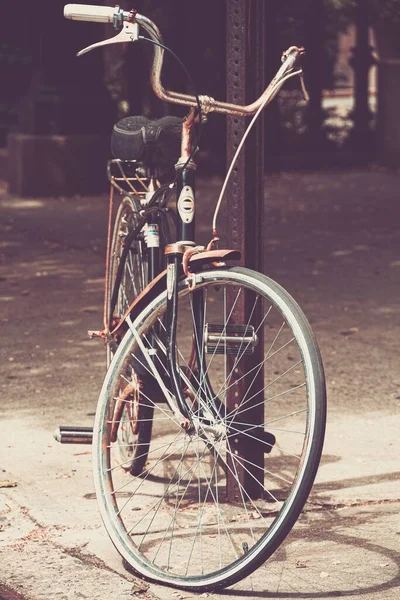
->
left=93, top=266, right=326, bottom=591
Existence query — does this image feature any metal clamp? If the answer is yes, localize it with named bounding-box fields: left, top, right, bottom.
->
left=198, top=95, right=217, bottom=115
left=182, top=245, right=205, bottom=277
left=186, top=272, right=203, bottom=290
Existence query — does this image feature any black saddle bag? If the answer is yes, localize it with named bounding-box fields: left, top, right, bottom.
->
left=111, top=115, right=182, bottom=173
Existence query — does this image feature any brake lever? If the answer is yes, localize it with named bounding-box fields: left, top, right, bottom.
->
left=294, top=47, right=310, bottom=102
left=281, top=46, right=310, bottom=102
left=77, top=20, right=139, bottom=56
left=299, top=71, right=310, bottom=102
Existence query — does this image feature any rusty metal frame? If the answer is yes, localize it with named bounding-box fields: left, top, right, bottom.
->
left=226, top=0, right=266, bottom=501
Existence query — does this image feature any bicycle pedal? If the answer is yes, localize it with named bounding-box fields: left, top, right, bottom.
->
left=205, top=323, right=258, bottom=355
left=88, top=329, right=107, bottom=340
left=54, top=426, right=93, bottom=444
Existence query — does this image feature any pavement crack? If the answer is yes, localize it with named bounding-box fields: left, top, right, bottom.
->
left=307, top=498, right=400, bottom=512
left=60, top=547, right=156, bottom=598
left=61, top=544, right=132, bottom=579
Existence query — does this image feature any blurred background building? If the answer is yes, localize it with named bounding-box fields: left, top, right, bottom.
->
left=1, top=0, right=399, bottom=194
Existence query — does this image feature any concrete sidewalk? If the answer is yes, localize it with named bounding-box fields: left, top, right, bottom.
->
left=1, top=169, right=399, bottom=599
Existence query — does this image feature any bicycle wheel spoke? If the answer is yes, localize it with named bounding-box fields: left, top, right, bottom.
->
left=214, top=293, right=266, bottom=399
left=108, top=438, right=175, bottom=472
left=190, top=285, right=241, bottom=402
left=114, top=429, right=188, bottom=513
left=136, top=436, right=195, bottom=552
left=149, top=437, right=213, bottom=568
left=225, top=440, right=298, bottom=486
left=216, top=332, right=297, bottom=404
left=183, top=439, right=239, bottom=574
left=225, top=421, right=302, bottom=461
left=230, top=382, right=307, bottom=427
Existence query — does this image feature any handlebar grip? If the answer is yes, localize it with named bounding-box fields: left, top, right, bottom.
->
left=64, top=4, right=116, bottom=23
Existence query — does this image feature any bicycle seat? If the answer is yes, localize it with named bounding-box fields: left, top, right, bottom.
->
left=111, top=115, right=182, bottom=173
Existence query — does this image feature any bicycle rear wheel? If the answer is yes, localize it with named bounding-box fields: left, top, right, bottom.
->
left=107, top=194, right=151, bottom=474
left=107, top=194, right=147, bottom=339
left=93, top=266, right=326, bottom=591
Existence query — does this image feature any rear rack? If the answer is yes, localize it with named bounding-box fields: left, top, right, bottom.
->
left=107, top=158, right=159, bottom=199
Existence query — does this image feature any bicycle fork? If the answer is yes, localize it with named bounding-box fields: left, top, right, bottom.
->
left=164, top=251, right=191, bottom=428
left=164, top=248, right=223, bottom=434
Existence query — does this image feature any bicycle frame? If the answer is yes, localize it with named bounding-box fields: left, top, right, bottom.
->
left=105, top=113, right=220, bottom=430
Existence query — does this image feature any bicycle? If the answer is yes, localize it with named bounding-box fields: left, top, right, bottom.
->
left=59, top=4, right=327, bottom=592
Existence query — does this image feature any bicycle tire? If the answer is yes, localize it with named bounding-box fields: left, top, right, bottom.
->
left=107, top=194, right=147, bottom=344
left=93, top=266, right=326, bottom=591
left=106, top=194, right=152, bottom=474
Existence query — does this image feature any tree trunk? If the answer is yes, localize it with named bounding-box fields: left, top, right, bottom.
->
left=374, top=21, right=400, bottom=166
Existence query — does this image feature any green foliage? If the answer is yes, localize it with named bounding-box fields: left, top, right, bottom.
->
left=326, top=0, right=400, bottom=23
left=368, top=0, right=400, bottom=23
left=326, top=0, right=355, bottom=10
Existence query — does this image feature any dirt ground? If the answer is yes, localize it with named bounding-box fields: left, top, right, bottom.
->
left=0, top=166, right=399, bottom=599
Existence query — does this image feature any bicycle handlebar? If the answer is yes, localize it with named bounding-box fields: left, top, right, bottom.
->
left=64, top=4, right=307, bottom=117
left=64, top=4, right=120, bottom=23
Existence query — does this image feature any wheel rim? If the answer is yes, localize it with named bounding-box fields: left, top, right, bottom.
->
left=107, top=195, right=148, bottom=467
left=94, top=269, right=325, bottom=588
left=109, top=196, right=147, bottom=322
